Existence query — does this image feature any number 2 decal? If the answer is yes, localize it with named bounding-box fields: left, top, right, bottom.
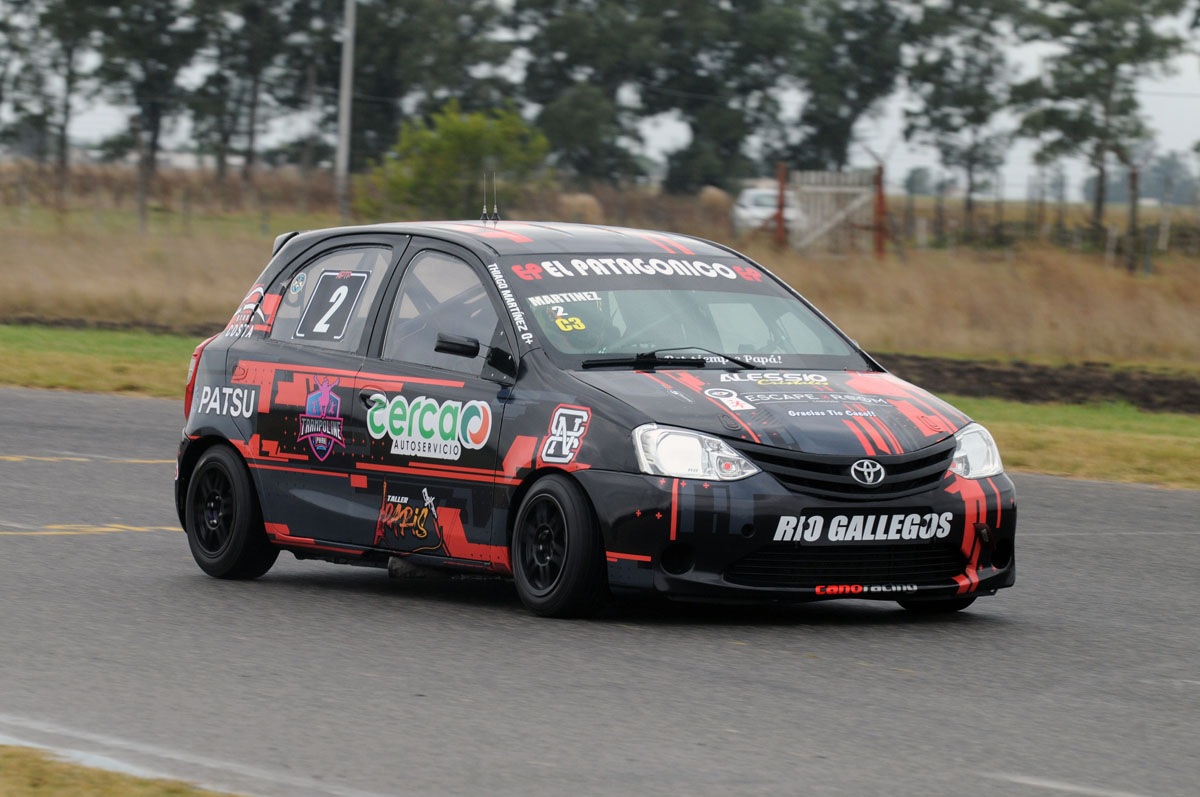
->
left=313, top=285, right=349, bottom=334
left=295, top=271, right=369, bottom=341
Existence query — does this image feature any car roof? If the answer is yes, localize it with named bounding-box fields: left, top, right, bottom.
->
left=277, top=220, right=736, bottom=259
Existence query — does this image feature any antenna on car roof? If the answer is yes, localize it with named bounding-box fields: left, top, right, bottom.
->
left=490, top=172, right=501, bottom=222
left=480, top=173, right=490, bottom=221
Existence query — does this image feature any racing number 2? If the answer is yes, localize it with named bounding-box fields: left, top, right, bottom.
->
left=295, top=271, right=369, bottom=341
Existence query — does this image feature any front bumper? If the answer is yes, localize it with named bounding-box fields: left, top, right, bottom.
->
left=574, top=468, right=1017, bottom=602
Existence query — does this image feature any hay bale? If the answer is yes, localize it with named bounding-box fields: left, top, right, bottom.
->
left=557, top=192, right=605, bottom=224
left=698, top=185, right=733, bottom=212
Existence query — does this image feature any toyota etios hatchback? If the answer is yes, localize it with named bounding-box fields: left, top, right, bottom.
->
left=177, top=221, right=1016, bottom=617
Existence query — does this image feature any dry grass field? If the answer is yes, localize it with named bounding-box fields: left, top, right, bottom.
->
left=2, top=203, right=1197, bottom=373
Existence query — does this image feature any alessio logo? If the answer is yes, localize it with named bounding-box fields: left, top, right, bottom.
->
left=719, top=372, right=830, bottom=386
left=366, top=392, right=492, bottom=461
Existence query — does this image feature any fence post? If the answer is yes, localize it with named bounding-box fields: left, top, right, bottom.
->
left=873, top=165, right=886, bottom=261
left=774, top=161, right=788, bottom=248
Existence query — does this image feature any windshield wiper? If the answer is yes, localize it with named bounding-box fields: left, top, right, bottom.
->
left=581, top=351, right=708, bottom=369
left=652, top=346, right=757, bottom=369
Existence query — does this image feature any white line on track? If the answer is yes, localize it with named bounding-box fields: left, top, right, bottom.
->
left=0, top=713, right=391, bottom=797
left=980, top=772, right=1151, bottom=797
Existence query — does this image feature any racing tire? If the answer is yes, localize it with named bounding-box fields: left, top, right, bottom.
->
left=897, top=596, right=976, bottom=614
left=185, top=446, right=279, bottom=579
left=511, top=475, right=609, bottom=618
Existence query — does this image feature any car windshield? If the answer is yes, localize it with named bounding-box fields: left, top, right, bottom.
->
left=494, top=254, right=870, bottom=371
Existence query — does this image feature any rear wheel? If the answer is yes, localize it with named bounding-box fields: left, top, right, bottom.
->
left=185, top=446, right=278, bottom=579
left=897, top=596, right=976, bottom=614
left=511, top=475, right=608, bottom=618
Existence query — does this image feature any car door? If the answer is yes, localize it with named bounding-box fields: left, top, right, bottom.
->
left=348, top=241, right=516, bottom=569
left=235, top=234, right=408, bottom=547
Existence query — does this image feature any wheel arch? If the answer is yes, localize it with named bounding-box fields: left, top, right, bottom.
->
left=503, top=467, right=604, bottom=553
left=176, top=436, right=259, bottom=526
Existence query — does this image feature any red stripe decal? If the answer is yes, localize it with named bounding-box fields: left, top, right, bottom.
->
left=438, top=507, right=509, bottom=570
left=265, top=523, right=363, bottom=555
left=843, top=419, right=875, bottom=454
left=632, top=232, right=676, bottom=253
left=607, top=552, right=653, bottom=563
left=853, top=415, right=891, bottom=455
left=670, top=478, right=680, bottom=541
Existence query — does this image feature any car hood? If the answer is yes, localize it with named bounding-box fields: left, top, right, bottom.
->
left=571, top=368, right=970, bottom=456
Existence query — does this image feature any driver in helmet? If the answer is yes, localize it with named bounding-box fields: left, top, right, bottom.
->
left=538, top=301, right=610, bottom=354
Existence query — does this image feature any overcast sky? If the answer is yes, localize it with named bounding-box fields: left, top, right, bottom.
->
left=69, top=47, right=1200, bottom=203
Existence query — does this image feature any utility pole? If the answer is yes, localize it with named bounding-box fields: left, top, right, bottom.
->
left=335, top=0, right=356, bottom=222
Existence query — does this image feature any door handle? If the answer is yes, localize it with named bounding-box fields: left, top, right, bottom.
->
left=359, top=389, right=381, bottom=409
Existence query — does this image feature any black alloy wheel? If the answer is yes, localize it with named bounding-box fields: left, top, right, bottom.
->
left=185, top=446, right=278, bottom=579
left=511, top=475, right=608, bottom=618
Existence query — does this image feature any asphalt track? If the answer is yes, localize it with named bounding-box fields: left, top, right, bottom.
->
left=0, top=386, right=1197, bottom=797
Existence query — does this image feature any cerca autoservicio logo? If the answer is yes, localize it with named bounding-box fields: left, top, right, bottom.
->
left=366, top=392, right=492, bottom=461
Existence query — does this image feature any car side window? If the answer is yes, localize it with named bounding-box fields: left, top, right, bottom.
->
left=269, top=247, right=391, bottom=351
left=383, top=250, right=500, bottom=375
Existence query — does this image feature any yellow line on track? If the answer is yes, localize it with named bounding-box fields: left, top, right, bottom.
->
left=0, top=524, right=180, bottom=536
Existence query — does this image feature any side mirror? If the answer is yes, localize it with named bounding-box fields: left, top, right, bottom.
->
left=435, top=332, right=481, bottom=359
left=436, top=332, right=517, bottom=384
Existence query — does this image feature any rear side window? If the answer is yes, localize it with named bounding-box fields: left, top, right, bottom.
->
left=270, top=247, right=391, bottom=351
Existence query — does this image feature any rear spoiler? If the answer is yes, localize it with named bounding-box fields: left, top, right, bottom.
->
left=272, top=231, right=302, bottom=256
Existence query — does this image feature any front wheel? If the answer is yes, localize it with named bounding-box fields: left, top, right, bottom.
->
left=185, top=446, right=278, bottom=579
left=897, top=596, right=976, bottom=614
left=511, top=475, right=608, bottom=618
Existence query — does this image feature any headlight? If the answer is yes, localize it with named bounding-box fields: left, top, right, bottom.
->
left=949, top=423, right=1004, bottom=479
left=633, top=424, right=760, bottom=481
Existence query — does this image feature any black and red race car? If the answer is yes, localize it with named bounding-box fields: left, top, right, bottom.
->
left=177, top=221, right=1015, bottom=617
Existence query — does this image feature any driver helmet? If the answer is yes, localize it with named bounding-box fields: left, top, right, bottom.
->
left=540, top=301, right=609, bottom=353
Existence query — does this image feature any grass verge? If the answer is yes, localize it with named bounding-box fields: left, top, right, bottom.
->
left=1, top=324, right=1197, bottom=490
left=948, top=396, right=1200, bottom=490
left=0, top=324, right=198, bottom=399
left=0, top=745, right=235, bottom=796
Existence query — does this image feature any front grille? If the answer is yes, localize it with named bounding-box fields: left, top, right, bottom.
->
left=724, top=543, right=965, bottom=589
left=731, top=436, right=956, bottom=501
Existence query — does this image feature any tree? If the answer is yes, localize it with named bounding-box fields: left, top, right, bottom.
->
left=785, top=0, right=907, bottom=171
left=190, top=0, right=288, bottom=184
left=515, top=1, right=805, bottom=191
left=1013, top=0, right=1190, bottom=230
left=645, top=0, right=807, bottom=192
left=34, top=0, right=101, bottom=189
left=905, top=1, right=1017, bottom=236
left=95, top=1, right=207, bottom=178
left=903, top=166, right=933, bottom=196
left=510, top=0, right=661, bottom=185
left=0, top=2, right=31, bottom=129
left=536, top=84, right=642, bottom=185
left=357, top=100, right=549, bottom=219
left=277, top=0, right=511, bottom=172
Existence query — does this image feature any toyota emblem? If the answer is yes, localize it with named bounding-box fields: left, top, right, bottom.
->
left=850, top=459, right=886, bottom=487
